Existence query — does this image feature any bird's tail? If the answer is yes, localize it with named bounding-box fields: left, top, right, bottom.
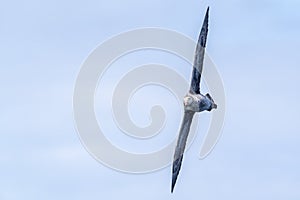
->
left=206, top=93, right=217, bottom=110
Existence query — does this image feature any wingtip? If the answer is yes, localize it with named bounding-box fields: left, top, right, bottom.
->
left=171, top=164, right=180, bottom=193
left=204, top=7, right=209, bottom=28
left=171, top=156, right=183, bottom=193
left=198, top=8, right=209, bottom=48
left=171, top=181, right=175, bottom=193
left=171, top=169, right=178, bottom=193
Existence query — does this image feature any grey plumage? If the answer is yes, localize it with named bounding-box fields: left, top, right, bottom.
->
left=171, top=111, right=194, bottom=193
left=171, top=7, right=217, bottom=193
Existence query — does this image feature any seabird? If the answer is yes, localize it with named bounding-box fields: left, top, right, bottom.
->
left=171, top=7, right=217, bottom=193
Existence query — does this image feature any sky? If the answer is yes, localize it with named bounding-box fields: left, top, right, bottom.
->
left=1, top=0, right=300, bottom=199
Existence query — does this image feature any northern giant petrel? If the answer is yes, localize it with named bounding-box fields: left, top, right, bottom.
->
left=171, top=7, right=217, bottom=193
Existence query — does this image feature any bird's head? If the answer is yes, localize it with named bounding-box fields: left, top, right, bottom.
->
left=183, top=96, right=193, bottom=107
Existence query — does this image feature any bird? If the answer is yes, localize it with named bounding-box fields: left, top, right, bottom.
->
left=171, top=7, right=217, bottom=193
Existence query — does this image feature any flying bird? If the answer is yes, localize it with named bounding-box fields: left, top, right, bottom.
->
left=171, top=7, right=217, bottom=193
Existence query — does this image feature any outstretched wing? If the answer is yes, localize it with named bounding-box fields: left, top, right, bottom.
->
left=189, top=7, right=209, bottom=94
left=171, top=111, right=195, bottom=193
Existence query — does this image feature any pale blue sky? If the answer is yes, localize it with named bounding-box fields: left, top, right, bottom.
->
left=1, top=0, right=300, bottom=199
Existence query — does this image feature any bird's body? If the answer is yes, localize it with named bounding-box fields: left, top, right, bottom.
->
left=171, top=7, right=217, bottom=193
left=184, top=92, right=217, bottom=112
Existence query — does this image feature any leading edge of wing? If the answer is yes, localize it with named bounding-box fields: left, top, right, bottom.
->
left=189, top=7, right=209, bottom=94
